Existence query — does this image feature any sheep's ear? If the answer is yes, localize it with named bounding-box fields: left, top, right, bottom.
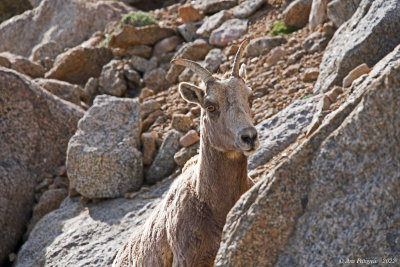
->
left=179, top=82, right=205, bottom=107
left=239, top=64, right=247, bottom=80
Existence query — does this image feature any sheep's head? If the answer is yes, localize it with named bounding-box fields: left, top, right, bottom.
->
left=172, top=39, right=259, bottom=156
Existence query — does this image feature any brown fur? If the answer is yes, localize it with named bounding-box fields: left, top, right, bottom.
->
left=114, top=46, right=258, bottom=266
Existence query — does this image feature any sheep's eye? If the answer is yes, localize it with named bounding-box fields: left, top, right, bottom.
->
left=207, top=105, right=216, bottom=112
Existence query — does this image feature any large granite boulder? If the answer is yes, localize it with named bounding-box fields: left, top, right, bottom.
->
left=0, top=68, right=84, bottom=265
left=248, top=95, right=321, bottom=170
left=15, top=181, right=171, bottom=267
left=215, top=44, right=400, bottom=266
left=327, top=0, right=362, bottom=28
left=314, top=0, right=400, bottom=93
left=67, top=95, right=143, bottom=199
left=0, top=0, right=132, bottom=57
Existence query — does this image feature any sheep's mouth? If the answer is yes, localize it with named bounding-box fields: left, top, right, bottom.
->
left=243, top=148, right=257, bottom=156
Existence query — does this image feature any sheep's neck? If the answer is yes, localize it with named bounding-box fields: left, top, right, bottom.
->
left=196, top=132, right=249, bottom=225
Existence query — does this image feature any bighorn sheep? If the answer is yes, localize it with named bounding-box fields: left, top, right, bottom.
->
left=113, top=39, right=259, bottom=267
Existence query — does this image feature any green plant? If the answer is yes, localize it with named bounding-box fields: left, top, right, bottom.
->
left=302, top=93, right=314, bottom=99
left=120, top=11, right=156, bottom=27
left=97, top=33, right=111, bottom=48
left=269, top=20, right=298, bottom=35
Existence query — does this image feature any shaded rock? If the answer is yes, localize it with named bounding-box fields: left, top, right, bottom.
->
left=129, top=55, right=158, bottom=73
left=141, top=131, right=158, bottom=166
left=179, top=129, right=200, bottom=147
left=194, top=0, right=238, bottom=15
left=302, top=67, right=319, bottom=82
left=67, top=95, right=143, bottom=199
left=172, top=114, right=193, bottom=132
left=98, top=60, right=127, bottom=97
left=34, top=78, right=82, bottom=106
left=143, top=68, right=169, bottom=93
left=0, top=0, right=32, bottom=24
left=204, top=48, right=227, bottom=72
left=30, top=41, right=63, bottom=62
left=46, top=46, right=113, bottom=85
left=0, top=68, right=83, bottom=265
left=327, top=0, right=361, bottom=28
left=142, top=110, right=163, bottom=132
left=141, top=99, right=161, bottom=120
left=314, top=0, right=400, bottom=94
left=146, top=130, right=182, bottom=184
left=153, top=36, right=182, bottom=57
left=0, top=52, right=45, bottom=78
left=25, top=188, right=68, bottom=237
left=83, top=77, right=99, bottom=104
left=123, top=65, right=141, bottom=87
left=178, top=68, right=196, bottom=82
left=232, top=0, right=266, bottom=19
left=166, top=39, right=211, bottom=83
left=113, top=45, right=153, bottom=59
left=210, top=19, right=248, bottom=47
left=246, top=36, right=287, bottom=57
left=248, top=96, right=320, bottom=170
left=109, top=24, right=175, bottom=49
left=342, top=63, right=370, bottom=88
left=0, top=55, right=11, bottom=68
left=177, top=21, right=201, bottom=42
left=283, top=0, right=312, bottom=28
left=215, top=43, right=400, bottom=267
left=309, top=0, right=329, bottom=31
left=0, top=0, right=132, bottom=57
left=174, top=142, right=200, bottom=166
left=196, top=10, right=232, bottom=38
left=15, top=182, right=171, bottom=267
left=302, top=31, right=331, bottom=53
left=178, top=4, right=204, bottom=23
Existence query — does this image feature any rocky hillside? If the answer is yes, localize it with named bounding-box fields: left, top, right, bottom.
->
left=0, top=0, right=399, bottom=266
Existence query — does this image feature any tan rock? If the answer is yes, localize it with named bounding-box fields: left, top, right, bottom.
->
left=171, top=114, right=193, bottom=132
left=266, top=47, right=287, bottom=66
left=302, top=68, right=320, bottom=82
left=283, top=0, right=312, bottom=28
left=141, top=131, right=158, bottom=165
left=178, top=4, right=203, bottom=23
left=0, top=52, right=44, bottom=78
left=34, top=78, right=82, bottom=106
left=142, top=110, right=163, bottom=132
left=179, top=130, right=200, bottom=147
left=309, top=0, right=329, bottom=32
left=109, top=24, right=175, bottom=49
left=342, top=63, right=370, bottom=88
left=46, top=46, right=113, bottom=85
left=174, top=142, right=200, bottom=166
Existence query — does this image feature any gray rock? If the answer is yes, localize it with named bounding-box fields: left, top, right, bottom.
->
left=143, top=67, right=170, bottom=92
left=83, top=77, right=99, bottom=104
left=194, top=0, right=238, bottom=14
left=146, top=130, right=182, bottom=184
left=308, top=0, right=329, bottom=31
left=153, top=36, right=182, bottom=57
left=245, top=36, right=287, bottom=57
left=67, top=95, right=143, bottom=199
left=45, top=46, right=113, bottom=85
left=140, top=99, right=161, bottom=120
left=98, top=60, right=127, bottom=97
left=204, top=48, right=227, bottom=73
left=15, top=181, right=171, bottom=267
left=302, top=31, right=331, bottom=53
left=283, top=0, right=312, bottom=28
left=210, top=19, right=248, bottom=47
left=177, top=21, right=201, bottom=42
left=30, top=41, right=63, bottom=62
left=232, top=0, right=265, bottom=19
left=0, top=68, right=83, bottom=265
left=174, top=142, right=200, bottom=166
left=196, top=10, right=232, bottom=38
left=314, top=0, right=400, bottom=93
left=129, top=55, right=158, bottom=74
left=0, top=0, right=132, bottom=58
left=34, top=78, right=82, bottom=106
left=327, top=0, right=361, bottom=28
left=166, top=39, right=211, bottom=83
left=248, top=96, right=320, bottom=170
left=215, top=44, right=400, bottom=267
left=123, top=64, right=141, bottom=86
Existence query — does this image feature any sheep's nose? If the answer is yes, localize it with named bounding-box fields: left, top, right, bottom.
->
left=239, top=127, right=258, bottom=146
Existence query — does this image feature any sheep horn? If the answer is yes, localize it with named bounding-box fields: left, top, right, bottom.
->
left=171, top=59, right=215, bottom=84
left=231, top=39, right=250, bottom=77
